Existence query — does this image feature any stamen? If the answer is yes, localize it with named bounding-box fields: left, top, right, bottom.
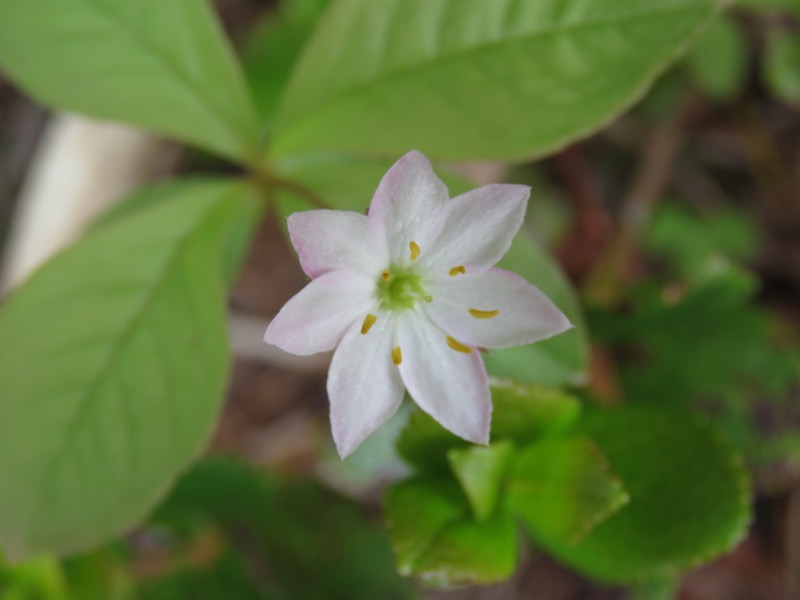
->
left=392, top=346, right=403, bottom=365
left=468, top=308, right=499, bottom=319
left=361, top=313, right=377, bottom=334
left=409, top=241, right=420, bottom=261
left=382, top=271, right=392, bottom=281
left=449, top=265, right=466, bottom=276
left=446, top=336, right=473, bottom=354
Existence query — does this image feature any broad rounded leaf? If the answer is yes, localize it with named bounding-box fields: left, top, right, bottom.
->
left=272, top=0, right=725, bottom=161
left=0, top=0, right=261, bottom=163
left=384, top=477, right=517, bottom=585
left=0, top=180, right=256, bottom=559
left=536, top=406, right=751, bottom=583
left=508, top=437, right=629, bottom=545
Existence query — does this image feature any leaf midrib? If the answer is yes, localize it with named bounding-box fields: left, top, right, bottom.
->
left=82, top=0, right=254, bottom=157
left=43, top=198, right=228, bottom=492
left=276, top=0, right=713, bottom=143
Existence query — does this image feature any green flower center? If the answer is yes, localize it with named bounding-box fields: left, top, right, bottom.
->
left=376, top=269, right=431, bottom=311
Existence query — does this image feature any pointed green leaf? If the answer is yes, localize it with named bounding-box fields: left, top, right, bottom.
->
left=243, top=0, right=333, bottom=126
left=509, top=437, right=629, bottom=545
left=396, top=382, right=581, bottom=471
left=0, top=180, right=257, bottom=559
left=0, top=0, right=261, bottom=163
left=538, top=406, right=751, bottom=583
left=384, top=477, right=516, bottom=585
left=91, top=177, right=262, bottom=287
left=272, top=0, right=724, bottom=161
left=447, top=441, right=514, bottom=521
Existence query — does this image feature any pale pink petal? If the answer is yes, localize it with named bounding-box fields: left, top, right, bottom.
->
left=424, top=268, right=573, bottom=349
left=264, top=271, right=375, bottom=356
left=416, top=184, right=529, bottom=276
left=396, top=311, right=491, bottom=444
left=367, top=150, right=448, bottom=264
left=328, top=311, right=404, bottom=458
left=288, top=210, right=388, bottom=279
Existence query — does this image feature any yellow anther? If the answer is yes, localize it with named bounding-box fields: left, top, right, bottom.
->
left=392, top=346, right=403, bottom=365
left=446, top=336, right=473, bottom=354
left=382, top=271, right=392, bottom=281
left=361, top=313, right=377, bottom=335
left=409, top=241, right=420, bottom=261
left=449, top=265, right=466, bottom=276
left=468, top=308, right=499, bottom=319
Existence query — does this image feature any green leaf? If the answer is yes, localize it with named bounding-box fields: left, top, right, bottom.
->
left=271, top=0, right=724, bottom=161
left=0, top=556, right=67, bottom=600
left=764, top=29, right=800, bottom=105
left=447, top=441, right=514, bottom=521
left=536, top=406, right=751, bottom=583
left=590, top=255, right=800, bottom=486
left=395, top=410, right=468, bottom=473
left=0, top=0, right=260, bottom=163
left=150, top=459, right=414, bottom=600
left=92, top=177, right=263, bottom=287
left=396, top=381, right=581, bottom=471
left=243, top=0, right=332, bottom=126
left=685, top=15, right=747, bottom=101
left=594, top=256, right=768, bottom=405
left=0, top=181, right=257, bottom=559
left=61, top=550, right=131, bottom=600
left=508, top=437, right=629, bottom=545
left=645, top=204, right=758, bottom=277
left=384, top=477, right=516, bottom=585
left=490, top=380, right=582, bottom=443
left=272, top=154, right=475, bottom=217
left=484, top=228, right=589, bottom=386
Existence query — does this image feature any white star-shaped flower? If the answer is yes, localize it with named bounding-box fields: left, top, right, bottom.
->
left=264, top=150, right=572, bottom=458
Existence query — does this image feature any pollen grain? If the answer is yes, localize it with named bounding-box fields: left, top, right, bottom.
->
left=409, top=241, right=420, bottom=261
left=468, top=308, right=499, bottom=319
left=381, top=271, right=392, bottom=281
left=361, top=313, right=377, bottom=334
left=446, top=336, right=473, bottom=354
left=392, top=346, right=403, bottom=365
left=449, top=265, right=466, bottom=276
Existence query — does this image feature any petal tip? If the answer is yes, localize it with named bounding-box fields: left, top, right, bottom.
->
left=331, top=420, right=368, bottom=460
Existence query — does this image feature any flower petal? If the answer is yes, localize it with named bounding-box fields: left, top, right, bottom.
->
left=328, top=311, right=404, bottom=458
left=288, top=209, right=388, bottom=278
left=264, top=271, right=375, bottom=356
left=416, top=184, right=529, bottom=275
left=424, top=268, right=572, bottom=349
left=396, top=311, right=491, bottom=444
left=367, top=150, right=448, bottom=264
